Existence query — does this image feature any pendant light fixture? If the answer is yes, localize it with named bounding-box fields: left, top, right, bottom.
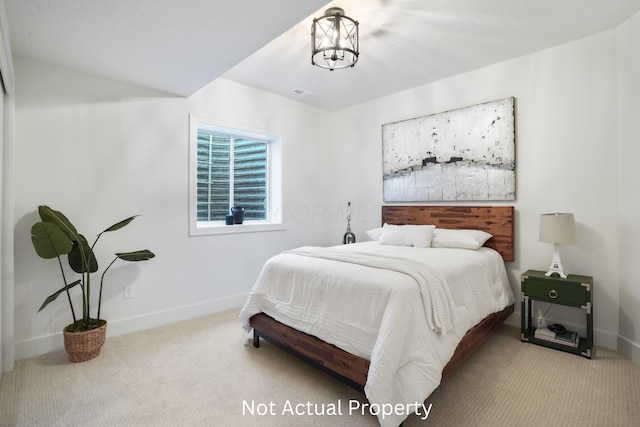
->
left=311, top=7, right=359, bottom=71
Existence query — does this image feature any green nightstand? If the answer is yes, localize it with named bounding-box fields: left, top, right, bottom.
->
left=521, top=269, right=593, bottom=358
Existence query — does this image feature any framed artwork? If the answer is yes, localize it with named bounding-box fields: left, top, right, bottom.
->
left=382, top=97, right=515, bottom=202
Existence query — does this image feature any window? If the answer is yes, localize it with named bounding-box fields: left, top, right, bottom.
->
left=196, top=134, right=267, bottom=222
left=189, top=115, right=283, bottom=235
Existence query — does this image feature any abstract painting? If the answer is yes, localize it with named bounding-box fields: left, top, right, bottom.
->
left=382, top=97, right=515, bottom=202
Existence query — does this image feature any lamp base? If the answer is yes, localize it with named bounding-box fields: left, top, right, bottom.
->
left=545, top=265, right=568, bottom=279
left=545, top=243, right=568, bottom=278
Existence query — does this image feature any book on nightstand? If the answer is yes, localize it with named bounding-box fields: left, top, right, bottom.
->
left=534, top=327, right=579, bottom=348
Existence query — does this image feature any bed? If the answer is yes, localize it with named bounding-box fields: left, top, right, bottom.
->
left=240, top=206, right=515, bottom=426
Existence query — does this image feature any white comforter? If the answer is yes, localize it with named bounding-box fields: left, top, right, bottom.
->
left=240, top=241, right=514, bottom=427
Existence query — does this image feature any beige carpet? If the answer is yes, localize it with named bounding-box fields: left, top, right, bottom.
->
left=1, top=308, right=640, bottom=426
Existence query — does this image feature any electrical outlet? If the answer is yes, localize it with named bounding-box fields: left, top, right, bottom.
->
left=123, top=284, right=134, bottom=299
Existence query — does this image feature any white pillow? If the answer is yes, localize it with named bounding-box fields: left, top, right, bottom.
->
left=431, top=228, right=493, bottom=250
left=365, top=227, right=383, bottom=241
left=379, top=223, right=435, bottom=248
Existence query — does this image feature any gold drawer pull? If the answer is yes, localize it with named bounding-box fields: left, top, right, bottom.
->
left=549, top=289, right=558, bottom=299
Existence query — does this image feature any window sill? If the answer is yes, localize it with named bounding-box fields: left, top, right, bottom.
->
left=190, top=222, right=286, bottom=236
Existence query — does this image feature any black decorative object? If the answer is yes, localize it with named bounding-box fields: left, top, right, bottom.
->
left=231, top=206, right=245, bottom=224
left=343, top=202, right=356, bottom=244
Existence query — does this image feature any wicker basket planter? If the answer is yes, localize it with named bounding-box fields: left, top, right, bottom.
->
left=30, top=206, right=154, bottom=365
left=63, top=320, right=107, bottom=363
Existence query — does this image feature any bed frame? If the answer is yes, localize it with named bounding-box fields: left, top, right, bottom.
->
left=250, top=205, right=515, bottom=392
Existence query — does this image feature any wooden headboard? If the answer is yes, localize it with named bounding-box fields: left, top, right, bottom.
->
left=381, top=206, right=514, bottom=262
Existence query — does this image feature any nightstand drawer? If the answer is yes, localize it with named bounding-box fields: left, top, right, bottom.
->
left=522, top=277, right=588, bottom=306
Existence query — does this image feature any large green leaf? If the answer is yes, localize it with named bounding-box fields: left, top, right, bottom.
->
left=115, top=249, right=155, bottom=262
left=31, top=222, right=73, bottom=259
left=103, top=216, right=139, bottom=233
left=38, top=205, right=80, bottom=243
left=37, top=279, right=82, bottom=312
left=68, top=235, right=98, bottom=273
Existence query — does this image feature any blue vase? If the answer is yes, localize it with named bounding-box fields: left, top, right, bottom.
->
left=231, top=206, right=245, bottom=224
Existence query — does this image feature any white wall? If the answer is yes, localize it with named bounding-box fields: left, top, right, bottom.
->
left=329, top=30, right=623, bottom=351
left=12, top=57, right=339, bottom=359
left=616, top=11, right=640, bottom=363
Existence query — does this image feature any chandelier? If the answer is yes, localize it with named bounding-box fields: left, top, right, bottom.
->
left=311, top=7, right=359, bottom=70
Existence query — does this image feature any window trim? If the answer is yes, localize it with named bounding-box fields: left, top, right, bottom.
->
left=189, top=114, right=284, bottom=236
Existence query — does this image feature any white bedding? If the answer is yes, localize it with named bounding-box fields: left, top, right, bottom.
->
left=240, top=241, right=514, bottom=427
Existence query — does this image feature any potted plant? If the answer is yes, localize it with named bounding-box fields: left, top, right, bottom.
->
left=30, top=205, right=155, bottom=362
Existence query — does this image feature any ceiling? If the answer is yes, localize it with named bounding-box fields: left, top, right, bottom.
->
left=5, top=0, right=640, bottom=111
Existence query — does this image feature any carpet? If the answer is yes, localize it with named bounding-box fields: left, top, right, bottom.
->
left=1, top=309, right=639, bottom=426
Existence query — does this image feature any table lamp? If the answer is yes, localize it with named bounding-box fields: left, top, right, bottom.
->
left=539, top=212, right=576, bottom=278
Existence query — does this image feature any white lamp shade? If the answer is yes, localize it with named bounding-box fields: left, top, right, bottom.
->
left=539, top=213, right=576, bottom=244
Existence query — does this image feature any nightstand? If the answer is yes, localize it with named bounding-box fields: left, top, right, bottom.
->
left=521, top=269, right=593, bottom=358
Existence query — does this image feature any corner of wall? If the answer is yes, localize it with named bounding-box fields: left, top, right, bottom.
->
left=618, top=334, right=640, bottom=365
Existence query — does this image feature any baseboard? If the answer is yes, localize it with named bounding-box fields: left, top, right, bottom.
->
left=14, top=293, right=248, bottom=361
left=105, top=293, right=247, bottom=336
left=503, top=311, right=520, bottom=329
left=618, top=334, right=640, bottom=366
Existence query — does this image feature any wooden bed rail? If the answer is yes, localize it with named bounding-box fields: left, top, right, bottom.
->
left=250, top=303, right=514, bottom=392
